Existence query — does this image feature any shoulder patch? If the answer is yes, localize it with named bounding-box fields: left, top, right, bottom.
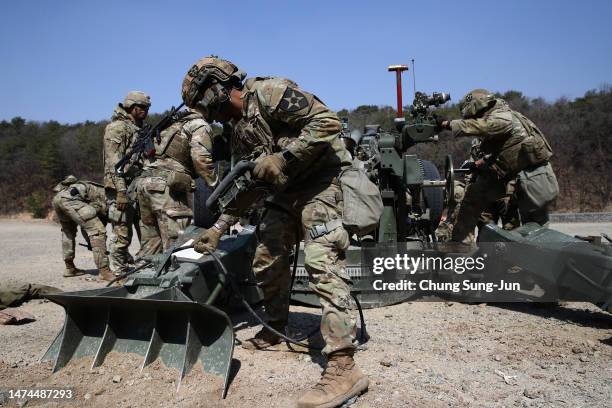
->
left=278, top=87, right=309, bottom=112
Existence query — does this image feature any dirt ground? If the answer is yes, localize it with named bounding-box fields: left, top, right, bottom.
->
left=0, top=220, right=611, bottom=407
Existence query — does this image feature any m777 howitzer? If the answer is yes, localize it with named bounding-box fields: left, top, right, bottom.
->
left=41, top=67, right=611, bottom=401
left=359, top=90, right=451, bottom=244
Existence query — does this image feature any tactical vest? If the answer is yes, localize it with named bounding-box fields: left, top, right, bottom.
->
left=480, top=101, right=553, bottom=178
left=153, top=113, right=202, bottom=168
left=232, top=77, right=301, bottom=160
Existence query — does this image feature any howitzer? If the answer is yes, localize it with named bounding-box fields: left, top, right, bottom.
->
left=114, top=103, right=185, bottom=176
left=42, top=64, right=612, bottom=402
left=356, top=89, right=451, bottom=243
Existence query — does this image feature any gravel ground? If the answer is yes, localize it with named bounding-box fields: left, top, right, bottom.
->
left=0, top=220, right=611, bottom=407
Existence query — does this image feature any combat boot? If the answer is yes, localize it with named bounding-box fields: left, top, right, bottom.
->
left=242, top=323, right=285, bottom=350
left=98, top=266, right=114, bottom=282
left=63, top=260, right=85, bottom=277
left=297, top=352, right=368, bottom=408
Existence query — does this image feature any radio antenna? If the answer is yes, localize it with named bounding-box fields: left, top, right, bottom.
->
left=411, top=59, right=416, bottom=99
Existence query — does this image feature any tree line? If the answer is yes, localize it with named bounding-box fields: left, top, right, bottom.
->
left=0, top=88, right=610, bottom=217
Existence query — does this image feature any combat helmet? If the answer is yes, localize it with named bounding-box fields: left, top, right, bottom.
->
left=123, top=91, right=151, bottom=109
left=181, top=56, right=246, bottom=116
left=458, top=89, right=495, bottom=119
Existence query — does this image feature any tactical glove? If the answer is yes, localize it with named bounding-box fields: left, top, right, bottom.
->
left=433, top=114, right=448, bottom=132
left=253, top=153, right=288, bottom=187
left=193, top=226, right=224, bottom=253
left=116, top=191, right=130, bottom=211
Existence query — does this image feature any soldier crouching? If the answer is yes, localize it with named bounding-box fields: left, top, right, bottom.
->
left=52, top=175, right=113, bottom=281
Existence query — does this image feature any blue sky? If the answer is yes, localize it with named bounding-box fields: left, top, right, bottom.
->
left=1, top=0, right=611, bottom=123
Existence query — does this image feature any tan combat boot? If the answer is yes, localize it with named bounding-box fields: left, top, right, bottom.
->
left=63, top=260, right=85, bottom=277
left=242, top=324, right=285, bottom=350
left=297, top=352, right=369, bottom=408
left=98, top=266, right=115, bottom=282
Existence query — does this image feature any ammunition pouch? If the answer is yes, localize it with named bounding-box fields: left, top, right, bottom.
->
left=519, top=135, right=552, bottom=168
left=517, top=162, right=559, bottom=210
left=339, top=166, right=383, bottom=236
left=164, top=206, right=193, bottom=219
left=167, top=171, right=194, bottom=193
left=77, top=205, right=97, bottom=222
left=155, top=120, right=192, bottom=168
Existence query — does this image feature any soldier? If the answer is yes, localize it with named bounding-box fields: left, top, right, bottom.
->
left=437, top=89, right=555, bottom=242
left=136, top=109, right=217, bottom=253
left=0, top=282, right=60, bottom=324
left=0, top=282, right=59, bottom=310
left=103, top=91, right=150, bottom=274
left=52, top=175, right=113, bottom=280
left=181, top=57, right=368, bottom=408
left=436, top=139, right=520, bottom=242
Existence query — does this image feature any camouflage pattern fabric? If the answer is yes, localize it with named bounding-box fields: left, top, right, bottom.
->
left=103, top=104, right=142, bottom=191
left=137, top=111, right=216, bottom=252
left=136, top=172, right=192, bottom=252
left=437, top=178, right=519, bottom=242
left=102, top=104, right=143, bottom=272
left=0, top=282, right=60, bottom=310
left=449, top=99, right=553, bottom=242
left=254, top=183, right=355, bottom=355
left=52, top=179, right=109, bottom=271
left=106, top=189, right=135, bottom=272
left=226, top=77, right=355, bottom=355
left=451, top=170, right=511, bottom=241
left=479, top=178, right=519, bottom=230
left=450, top=99, right=552, bottom=179
left=233, top=77, right=352, bottom=185
left=436, top=180, right=470, bottom=242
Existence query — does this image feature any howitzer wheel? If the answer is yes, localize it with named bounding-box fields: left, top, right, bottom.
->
left=420, top=159, right=444, bottom=230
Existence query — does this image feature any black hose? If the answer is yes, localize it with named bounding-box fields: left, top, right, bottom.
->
left=205, top=249, right=322, bottom=351
left=289, top=236, right=299, bottom=297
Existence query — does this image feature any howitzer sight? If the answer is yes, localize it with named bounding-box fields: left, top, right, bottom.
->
left=392, top=91, right=451, bottom=150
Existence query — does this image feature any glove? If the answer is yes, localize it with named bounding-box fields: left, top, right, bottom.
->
left=115, top=191, right=130, bottom=211
left=193, top=226, right=224, bottom=253
left=253, top=153, right=287, bottom=187
left=433, top=114, right=448, bottom=132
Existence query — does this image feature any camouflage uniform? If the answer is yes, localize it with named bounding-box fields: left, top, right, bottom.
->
left=479, top=178, right=519, bottom=230
left=228, top=78, right=356, bottom=355
left=103, top=102, right=144, bottom=272
left=449, top=94, right=553, bottom=242
left=0, top=282, right=59, bottom=310
left=52, top=175, right=109, bottom=274
left=436, top=179, right=470, bottom=242
left=137, top=110, right=217, bottom=252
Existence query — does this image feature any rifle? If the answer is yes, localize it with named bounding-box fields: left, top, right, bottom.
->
left=115, top=102, right=185, bottom=176
left=78, top=227, right=92, bottom=251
